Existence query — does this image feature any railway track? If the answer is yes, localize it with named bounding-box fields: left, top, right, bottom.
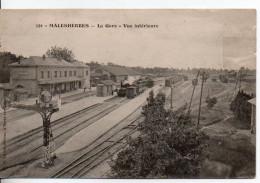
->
left=0, top=109, right=36, bottom=124
left=0, top=91, right=96, bottom=124
left=1, top=83, right=162, bottom=177
left=165, top=81, right=191, bottom=101
left=1, top=96, right=118, bottom=151
left=0, top=97, right=129, bottom=172
left=51, top=116, right=142, bottom=178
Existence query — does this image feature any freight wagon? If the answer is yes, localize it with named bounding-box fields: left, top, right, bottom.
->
left=146, top=79, right=154, bottom=88
left=165, top=75, right=182, bottom=87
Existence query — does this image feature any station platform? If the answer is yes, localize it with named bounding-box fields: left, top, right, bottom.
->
left=55, top=84, right=162, bottom=154
left=3, top=92, right=112, bottom=141
left=0, top=87, right=96, bottom=114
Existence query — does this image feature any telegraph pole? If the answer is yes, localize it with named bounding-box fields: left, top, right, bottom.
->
left=171, top=85, right=173, bottom=109
left=188, top=70, right=200, bottom=112
left=238, top=69, right=242, bottom=92
left=170, top=83, right=175, bottom=109
left=197, top=71, right=205, bottom=125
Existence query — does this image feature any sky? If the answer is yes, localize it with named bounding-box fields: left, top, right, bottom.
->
left=0, top=9, right=256, bottom=69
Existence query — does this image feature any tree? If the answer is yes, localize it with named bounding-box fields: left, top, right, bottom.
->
left=110, top=91, right=209, bottom=178
left=205, top=97, right=217, bottom=109
left=46, top=46, right=75, bottom=62
left=0, top=52, right=25, bottom=83
left=86, top=61, right=100, bottom=70
left=230, top=91, right=252, bottom=124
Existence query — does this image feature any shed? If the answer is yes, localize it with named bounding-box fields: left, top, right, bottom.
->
left=96, top=80, right=115, bottom=97
left=248, top=97, right=256, bottom=134
left=14, top=88, right=28, bottom=102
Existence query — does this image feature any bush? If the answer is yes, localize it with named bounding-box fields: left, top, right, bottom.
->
left=110, top=91, right=209, bottom=178
left=230, top=91, right=252, bottom=124
left=205, top=97, right=217, bottom=109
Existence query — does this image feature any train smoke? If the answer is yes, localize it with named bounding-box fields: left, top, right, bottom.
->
left=123, top=76, right=136, bottom=85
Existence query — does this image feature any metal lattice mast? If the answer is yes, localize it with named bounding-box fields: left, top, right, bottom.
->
left=2, top=99, right=7, bottom=167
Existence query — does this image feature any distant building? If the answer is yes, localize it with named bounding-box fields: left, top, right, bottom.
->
left=90, top=72, right=109, bottom=87
left=8, top=56, right=90, bottom=97
left=228, top=70, right=237, bottom=78
left=248, top=97, right=256, bottom=134
left=91, top=65, right=141, bottom=84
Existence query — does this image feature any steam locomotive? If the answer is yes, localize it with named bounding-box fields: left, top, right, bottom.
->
left=118, top=78, right=154, bottom=98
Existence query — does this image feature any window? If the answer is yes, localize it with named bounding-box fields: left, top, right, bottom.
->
left=48, top=71, right=50, bottom=78
left=60, top=71, right=62, bottom=77
left=65, top=71, right=67, bottom=77
left=86, top=70, right=89, bottom=76
left=69, top=71, right=72, bottom=77
left=54, top=71, right=58, bottom=78
left=74, top=70, right=76, bottom=76
left=41, top=71, right=44, bottom=79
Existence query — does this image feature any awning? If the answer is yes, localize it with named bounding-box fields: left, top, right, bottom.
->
left=39, top=78, right=84, bottom=84
left=14, top=88, right=28, bottom=93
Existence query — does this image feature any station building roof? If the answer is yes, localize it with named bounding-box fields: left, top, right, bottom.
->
left=71, top=60, right=89, bottom=68
left=96, top=65, right=140, bottom=76
left=9, top=56, right=89, bottom=68
left=100, top=80, right=116, bottom=85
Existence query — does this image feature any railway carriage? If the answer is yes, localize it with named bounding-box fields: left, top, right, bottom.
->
left=165, top=75, right=182, bottom=87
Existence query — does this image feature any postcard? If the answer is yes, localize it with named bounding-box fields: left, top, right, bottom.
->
left=0, top=9, right=256, bottom=178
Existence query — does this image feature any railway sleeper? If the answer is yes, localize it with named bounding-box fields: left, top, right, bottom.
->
left=104, top=140, right=126, bottom=144
left=122, top=124, right=138, bottom=129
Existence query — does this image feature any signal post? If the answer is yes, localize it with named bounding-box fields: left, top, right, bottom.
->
left=1, top=90, right=59, bottom=169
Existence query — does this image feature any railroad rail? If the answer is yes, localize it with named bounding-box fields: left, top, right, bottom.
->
left=51, top=116, right=143, bottom=178
left=1, top=96, right=119, bottom=151
left=0, top=91, right=96, bottom=123
left=0, top=97, right=129, bottom=173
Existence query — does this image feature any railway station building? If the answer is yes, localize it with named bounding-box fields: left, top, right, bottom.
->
left=91, top=65, right=141, bottom=85
left=8, top=56, right=90, bottom=97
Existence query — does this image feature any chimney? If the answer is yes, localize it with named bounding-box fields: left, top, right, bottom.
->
left=42, top=54, right=46, bottom=60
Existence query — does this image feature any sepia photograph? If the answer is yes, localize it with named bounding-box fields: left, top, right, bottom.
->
left=0, top=9, right=256, bottom=179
